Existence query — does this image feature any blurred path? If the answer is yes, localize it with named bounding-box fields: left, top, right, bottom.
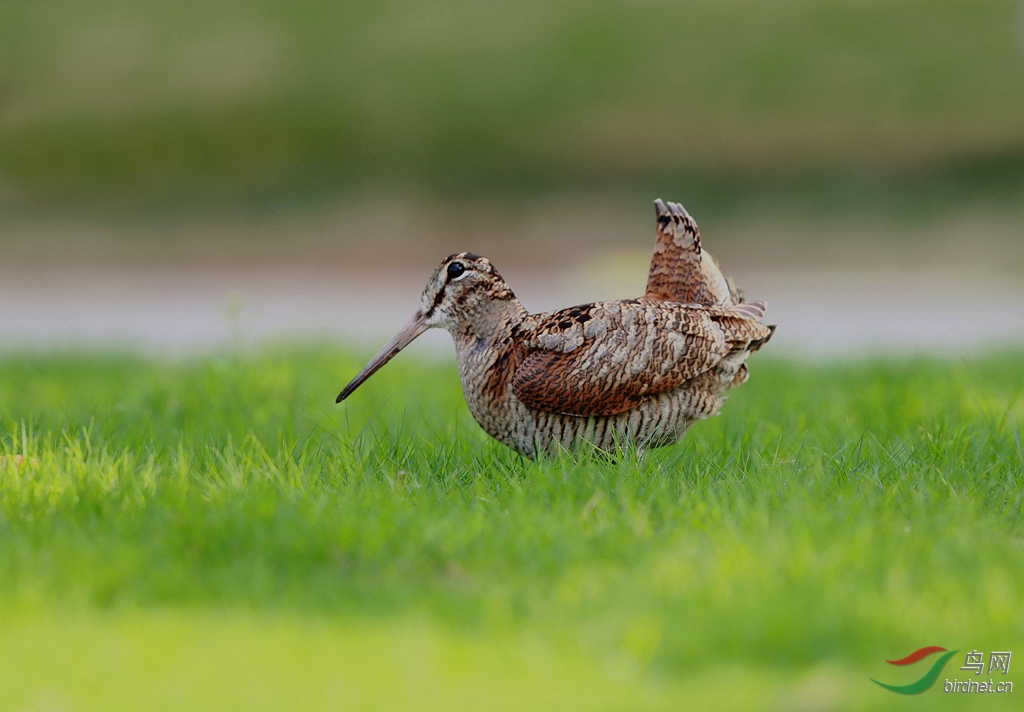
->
left=1, top=265, right=1022, bottom=357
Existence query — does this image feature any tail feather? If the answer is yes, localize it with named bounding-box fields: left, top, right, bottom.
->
left=646, top=199, right=733, bottom=306
left=748, top=324, right=776, bottom=353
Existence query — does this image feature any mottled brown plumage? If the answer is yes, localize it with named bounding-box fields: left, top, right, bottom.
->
left=337, top=199, right=774, bottom=458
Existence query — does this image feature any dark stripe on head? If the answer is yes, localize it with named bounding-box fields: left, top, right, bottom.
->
left=426, top=284, right=446, bottom=316
left=429, top=253, right=475, bottom=316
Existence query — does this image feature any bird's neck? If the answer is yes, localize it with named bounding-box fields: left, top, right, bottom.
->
left=454, top=296, right=527, bottom=345
left=450, top=297, right=527, bottom=446
left=451, top=296, right=527, bottom=400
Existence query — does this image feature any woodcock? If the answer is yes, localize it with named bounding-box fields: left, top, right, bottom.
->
left=337, top=200, right=774, bottom=458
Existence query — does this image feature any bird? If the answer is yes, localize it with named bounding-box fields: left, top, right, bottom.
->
left=337, top=199, right=774, bottom=458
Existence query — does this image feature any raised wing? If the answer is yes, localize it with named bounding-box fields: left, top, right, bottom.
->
left=512, top=298, right=771, bottom=416
left=646, top=199, right=734, bottom=307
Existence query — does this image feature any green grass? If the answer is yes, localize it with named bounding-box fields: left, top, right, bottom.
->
left=2, top=0, right=1023, bottom=211
left=1, top=347, right=1022, bottom=710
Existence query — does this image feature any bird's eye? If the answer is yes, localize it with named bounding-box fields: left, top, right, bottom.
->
left=446, top=262, right=466, bottom=279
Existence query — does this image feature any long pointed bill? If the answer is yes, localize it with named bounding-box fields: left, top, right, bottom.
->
left=336, top=313, right=429, bottom=403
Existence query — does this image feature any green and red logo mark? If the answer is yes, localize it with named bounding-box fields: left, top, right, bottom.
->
left=872, top=646, right=959, bottom=695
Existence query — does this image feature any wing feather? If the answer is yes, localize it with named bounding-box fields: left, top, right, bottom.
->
left=512, top=299, right=770, bottom=416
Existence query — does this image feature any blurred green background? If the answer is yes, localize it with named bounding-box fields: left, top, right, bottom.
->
left=2, top=0, right=1022, bottom=218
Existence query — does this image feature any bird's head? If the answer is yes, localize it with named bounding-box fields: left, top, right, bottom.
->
left=416, top=252, right=516, bottom=330
left=336, top=252, right=517, bottom=403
